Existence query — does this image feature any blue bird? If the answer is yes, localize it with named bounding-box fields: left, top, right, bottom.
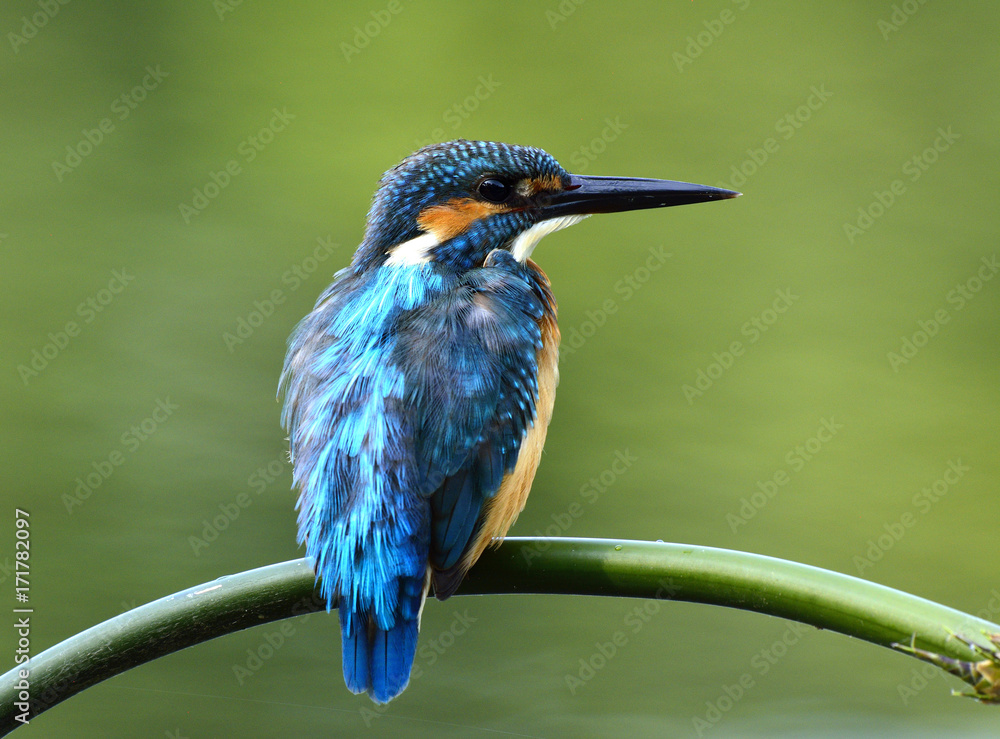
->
left=279, top=140, right=737, bottom=703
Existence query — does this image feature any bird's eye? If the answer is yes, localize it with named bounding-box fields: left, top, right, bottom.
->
left=476, top=177, right=512, bottom=203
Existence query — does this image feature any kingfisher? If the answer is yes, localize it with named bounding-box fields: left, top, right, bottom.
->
left=279, top=139, right=737, bottom=703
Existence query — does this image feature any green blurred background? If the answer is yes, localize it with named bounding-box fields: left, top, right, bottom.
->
left=3, top=1, right=999, bottom=736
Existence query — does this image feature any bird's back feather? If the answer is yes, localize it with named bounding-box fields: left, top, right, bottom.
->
left=281, top=249, right=557, bottom=701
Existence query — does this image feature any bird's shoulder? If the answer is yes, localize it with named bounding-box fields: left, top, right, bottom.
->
left=390, top=253, right=554, bottom=465
left=386, top=252, right=558, bottom=588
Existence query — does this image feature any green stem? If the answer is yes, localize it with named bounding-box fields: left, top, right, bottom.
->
left=2, top=538, right=997, bottom=734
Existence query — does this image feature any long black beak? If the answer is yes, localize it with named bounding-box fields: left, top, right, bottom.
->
left=542, top=175, right=740, bottom=218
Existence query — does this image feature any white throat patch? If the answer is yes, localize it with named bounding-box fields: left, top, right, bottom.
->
left=385, top=232, right=440, bottom=266
left=509, top=215, right=589, bottom=262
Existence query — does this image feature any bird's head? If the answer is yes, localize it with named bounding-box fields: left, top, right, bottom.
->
left=352, top=139, right=738, bottom=273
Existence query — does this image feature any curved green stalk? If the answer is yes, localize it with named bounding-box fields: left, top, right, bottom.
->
left=2, top=538, right=998, bottom=734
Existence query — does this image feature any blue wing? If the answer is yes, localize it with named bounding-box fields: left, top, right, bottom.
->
left=280, top=251, right=556, bottom=702
left=281, top=265, right=436, bottom=703
left=392, top=249, right=556, bottom=598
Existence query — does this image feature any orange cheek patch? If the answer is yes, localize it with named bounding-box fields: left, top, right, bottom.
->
left=417, top=197, right=507, bottom=242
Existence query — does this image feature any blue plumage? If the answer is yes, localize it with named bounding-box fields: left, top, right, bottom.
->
left=279, top=139, right=738, bottom=703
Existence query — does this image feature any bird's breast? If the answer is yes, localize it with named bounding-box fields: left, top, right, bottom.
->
left=459, top=260, right=559, bottom=570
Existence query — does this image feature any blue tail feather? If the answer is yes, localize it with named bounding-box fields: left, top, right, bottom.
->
left=370, top=618, right=419, bottom=703
left=341, top=619, right=370, bottom=696
left=340, top=574, right=425, bottom=704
